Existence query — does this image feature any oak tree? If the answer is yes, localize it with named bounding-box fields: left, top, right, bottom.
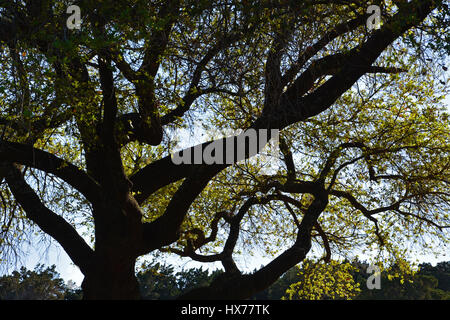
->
left=0, top=0, right=449, bottom=299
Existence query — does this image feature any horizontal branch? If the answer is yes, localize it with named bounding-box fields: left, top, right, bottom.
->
left=0, top=140, right=100, bottom=203
left=330, top=189, right=401, bottom=216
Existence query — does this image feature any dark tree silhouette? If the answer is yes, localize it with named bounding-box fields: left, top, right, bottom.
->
left=0, top=0, right=449, bottom=299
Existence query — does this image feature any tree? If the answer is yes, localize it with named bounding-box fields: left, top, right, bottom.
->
left=419, top=261, right=450, bottom=289
left=0, top=0, right=449, bottom=299
left=354, top=260, right=450, bottom=300
left=136, top=263, right=222, bottom=299
left=0, top=264, right=67, bottom=300
left=284, top=259, right=361, bottom=300
left=137, top=263, right=180, bottom=300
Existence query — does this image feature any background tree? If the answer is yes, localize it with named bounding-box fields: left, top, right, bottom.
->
left=418, top=261, right=450, bottom=293
left=261, top=259, right=450, bottom=300
left=0, top=0, right=449, bottom=299
left=136, top=262, right=222, bottom=300
left=352, top=260, right=450, bottom=300
left=137, top=263, right=180, bottom=300
left=0, top=264, right=67, bottom=300
left=0, top=260, right=448, bottom=300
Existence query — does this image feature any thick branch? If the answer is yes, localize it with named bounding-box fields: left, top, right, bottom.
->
left=139, top=1, right=180, bottom=78
left=269, top=0, right=435, bottom=128
left=1, top=162, right=94, bottom=274
left=133, top=0, right=437, bottom=258
left=0, top=140, right=100, bottom=203
left=139, top=170, right=222, bottom=253
left=98, top=54, right=118, bottom=145
left=281, top=13, right=368, bottom=87
left=279, top=137, right=296, bottom=181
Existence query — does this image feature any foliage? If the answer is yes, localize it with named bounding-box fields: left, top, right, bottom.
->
left=0, top=0, right=449, bottom=298
left=0, top=260, right=449, bottom=300
left=136, top=262, right=222, bottom=300
left=259, top=259, right=450, bottom=300
left=353, top=260, right=450, bottom=300
left=136, top=264, right=180, bottom=300
left=0, top=264, right=68, bottom=300
left=284, top=260, right=360, bottom=300
left=418, top=261, right=450, bottom=291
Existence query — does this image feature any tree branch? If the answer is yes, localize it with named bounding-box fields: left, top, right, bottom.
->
left=139, top=170, right=221, bottom=253
left=98, top=53, right=118, bottom=145
left=160, top=28, right=254, bottom=125
left=281, top=13, right=368, bottom=87
left=178, top=187, right=329, bottom=299
left=279, top=137, right=296, bottom=181
left=1, top=162, right=94, bottom=274
left=314, top=221, right=331, bottom=263
left=395, top=208, right=450, bottom=231
left=0, top=140, right=100, bottom=203
left=267, top=0, right=435, bottom=129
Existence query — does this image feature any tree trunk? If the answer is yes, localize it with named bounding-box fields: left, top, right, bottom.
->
left=78, top=182, right=144, bottom=299
left=80, top=199, right=143, bottom=299
left=81, top=254, right=141, bottom=300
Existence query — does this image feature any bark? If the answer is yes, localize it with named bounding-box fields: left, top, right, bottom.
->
left=80, top=197, right=144, bottom=299
left=81, top=254, right=140, bottom=300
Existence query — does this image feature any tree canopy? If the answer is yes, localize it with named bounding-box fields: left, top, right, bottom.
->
left=0, top=0, right=449, bottom=299
left=0, top=264, right=70, bottom=300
